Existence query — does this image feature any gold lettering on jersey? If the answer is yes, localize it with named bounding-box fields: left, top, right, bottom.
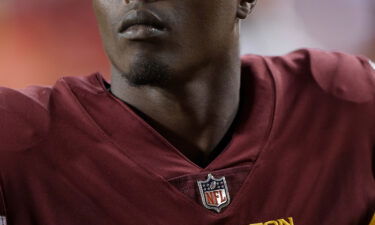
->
left=369, top=213, right=375, bottom=225
left=264, top=221, right=278, bottom=225
left=249, top=217, right=294, bottom=225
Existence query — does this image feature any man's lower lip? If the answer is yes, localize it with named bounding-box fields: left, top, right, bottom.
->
left=119, top=25, right=167, bottom=40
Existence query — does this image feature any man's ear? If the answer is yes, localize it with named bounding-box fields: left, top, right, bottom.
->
left=237, top=0, right=257, bottom=20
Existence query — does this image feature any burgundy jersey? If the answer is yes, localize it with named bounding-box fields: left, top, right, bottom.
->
left=0, top=49, right=374, bottom=225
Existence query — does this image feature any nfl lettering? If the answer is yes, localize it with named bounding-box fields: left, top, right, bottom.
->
left=197, top=174, right=231, bottom=213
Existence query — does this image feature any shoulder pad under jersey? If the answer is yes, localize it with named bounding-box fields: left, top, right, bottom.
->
left=0, top=85, right=51, bottom=151
left=270, top=48, right=375, bottom=103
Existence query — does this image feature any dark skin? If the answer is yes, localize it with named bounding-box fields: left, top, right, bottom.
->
left=93, top=0, right=256, bottom=167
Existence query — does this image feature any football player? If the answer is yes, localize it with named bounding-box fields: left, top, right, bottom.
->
left=0, top=0, right=374, bottom=224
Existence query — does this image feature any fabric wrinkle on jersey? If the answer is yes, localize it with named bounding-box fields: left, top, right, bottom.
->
left=0, top=48, right=374, bottom=225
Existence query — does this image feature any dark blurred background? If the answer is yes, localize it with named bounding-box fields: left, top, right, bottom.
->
left=1, top=0, right=374, bottom=88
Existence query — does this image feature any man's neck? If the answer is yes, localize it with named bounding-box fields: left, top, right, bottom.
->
left=110, top=52, right=241, bottom=166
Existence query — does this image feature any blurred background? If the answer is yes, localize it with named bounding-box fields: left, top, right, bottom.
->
left=0, top=0, right=374, bottom=88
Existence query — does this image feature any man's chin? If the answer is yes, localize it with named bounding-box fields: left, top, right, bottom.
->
left=121, top=58, right=172, bottom=87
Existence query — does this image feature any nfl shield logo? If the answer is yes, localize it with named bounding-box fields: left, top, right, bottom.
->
left=0, top=216, right=6, bottom=225
left=197, top=174, right=230, bottom=213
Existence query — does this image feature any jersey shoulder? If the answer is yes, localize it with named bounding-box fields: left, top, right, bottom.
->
left=0, top=73, right=104, bottom=152
left=265, top=48, right=375, bottom=103
left=0, top=85, right=52, bottom=151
